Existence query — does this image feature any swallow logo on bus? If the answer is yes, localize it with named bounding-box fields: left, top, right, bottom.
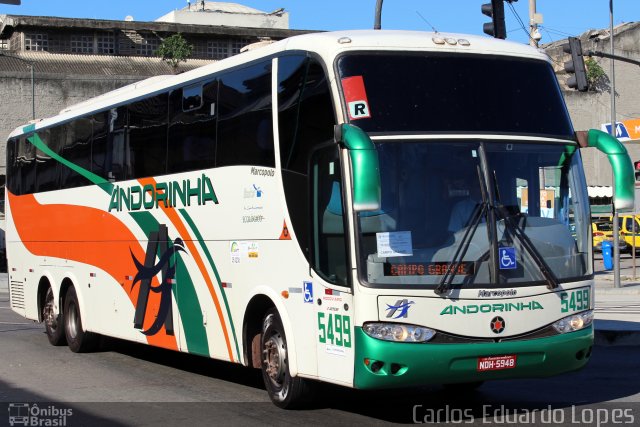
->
left=130, top=224, right=187, bottom=336
left=385, top=299, right=415, bottom=319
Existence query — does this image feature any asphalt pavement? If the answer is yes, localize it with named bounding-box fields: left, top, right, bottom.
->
left=2, top=265, right=639, bottom=345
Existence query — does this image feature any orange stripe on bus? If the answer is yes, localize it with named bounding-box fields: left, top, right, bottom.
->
left=137, top=178, right=235, bottom=362
left=8, top=192, right=178, bottom=351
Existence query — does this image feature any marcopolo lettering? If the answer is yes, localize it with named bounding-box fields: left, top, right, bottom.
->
left=439, top=301, right=544, bottom=315
left=251, top=167, right=275, bottom=177
left=109, top=174, right=218, bottom=212
left=477, top=289, right=518, bottom=298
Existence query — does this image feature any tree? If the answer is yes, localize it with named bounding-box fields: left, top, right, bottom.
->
left=585, top=57, right=608, bottom=92
left=156, top=33, right=193, bottom=73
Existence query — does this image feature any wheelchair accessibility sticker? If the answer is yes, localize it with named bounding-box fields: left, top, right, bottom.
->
left=303, top=281, right=314, bottom=303
left=499, top=247, right=517, bottom=270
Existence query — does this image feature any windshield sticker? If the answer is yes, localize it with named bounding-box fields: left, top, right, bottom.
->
left=499, top=247, right=517, bottom=270
left=376, top=231, right=413, bottom=258
left=341, top=75, right=371, bottom=120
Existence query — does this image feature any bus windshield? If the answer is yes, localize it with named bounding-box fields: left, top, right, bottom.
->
left=357, top=140, right=591, bottom=288
left=337, top=53, right=573, bottom=138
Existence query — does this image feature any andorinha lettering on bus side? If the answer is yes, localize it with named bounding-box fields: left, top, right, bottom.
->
left=108, top=174, right=218, bottom=212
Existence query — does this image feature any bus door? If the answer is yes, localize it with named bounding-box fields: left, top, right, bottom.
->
left=310, top=145, right=355, bottom=385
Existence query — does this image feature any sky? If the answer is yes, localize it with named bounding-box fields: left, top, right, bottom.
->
left=0, top=0, right=638, bottom=46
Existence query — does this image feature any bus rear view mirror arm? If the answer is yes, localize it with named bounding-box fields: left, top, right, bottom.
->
left=334, top=124, right=382, bottom=212
left=579, top=129, right=635, bottom=212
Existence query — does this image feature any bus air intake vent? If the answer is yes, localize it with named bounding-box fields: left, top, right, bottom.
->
left=10, top=281, right=25, bottom=310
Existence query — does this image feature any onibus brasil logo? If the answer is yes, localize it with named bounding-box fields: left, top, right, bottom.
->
left=130, top=224, right=187, bottom=336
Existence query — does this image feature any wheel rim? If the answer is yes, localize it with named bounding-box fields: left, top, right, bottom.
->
left=43, top=289, right=57, bottom=331
left=66, top=301, right=79, bottom=340
left=263, top=331, right=287, bottom=388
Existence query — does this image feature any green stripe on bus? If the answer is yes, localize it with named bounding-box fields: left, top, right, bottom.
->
left=26, top=133, right=113, bottom=193
left=174, top=251, right=210, bottom=357
left=179, top=208, right=241, bottom=360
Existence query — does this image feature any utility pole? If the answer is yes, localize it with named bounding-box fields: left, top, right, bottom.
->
left=374, top=0, right=383, bottom=30
left=529, top=0, right=537, bottom=47
left=528, top=0, right=543, bottom=47
left=609, top=0, right=621, bottom=289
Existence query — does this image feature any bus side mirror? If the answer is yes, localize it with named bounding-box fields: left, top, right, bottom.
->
left=581, top=129, right=635, bottom=212
left=334, top=124, right=381, bottom=211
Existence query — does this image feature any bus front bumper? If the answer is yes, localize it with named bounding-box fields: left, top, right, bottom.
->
left=353, top=326, right=593, bottom=389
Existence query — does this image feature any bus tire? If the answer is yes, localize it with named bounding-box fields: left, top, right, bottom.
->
left=64, top=287, right=98, bottom=353
left=43, top=287, right=66, bottom=346
left=260, top=308, right=311, bottom=409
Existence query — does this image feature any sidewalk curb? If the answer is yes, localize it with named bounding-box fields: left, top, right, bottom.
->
left=595, top=288, right=640, bottom=295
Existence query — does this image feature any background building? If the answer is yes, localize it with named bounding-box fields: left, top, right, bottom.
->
left=546, top=22, right=640, bottom=189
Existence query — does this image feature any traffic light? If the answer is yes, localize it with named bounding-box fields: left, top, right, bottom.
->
left=562, top=37, right=588, bottom=92
left=481, top=0, right=506, bottom=39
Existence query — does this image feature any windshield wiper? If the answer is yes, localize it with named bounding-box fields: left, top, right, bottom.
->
left=435, top=202, right=486, bottom=295
left=435, top=148, right=560, bottom=295
left=496, top=205, right=560, bottom=290
left=436, top=166, right=488, bottom=295
left=489, top=165, right=559, bottom=289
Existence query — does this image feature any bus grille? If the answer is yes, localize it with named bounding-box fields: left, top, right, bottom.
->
left=10, top=281, right=25, bottom=310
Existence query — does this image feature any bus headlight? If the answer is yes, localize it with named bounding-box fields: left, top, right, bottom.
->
left=363, top=322, right=436, bottom=342
left=552, top=310, right=594, bottom=334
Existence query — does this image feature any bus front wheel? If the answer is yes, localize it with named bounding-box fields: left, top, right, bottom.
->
left=43, top=287, right=66, bottom=346
left=64, top=287, right=98, bottom=353
left=260, top=308, right=311, bottom=408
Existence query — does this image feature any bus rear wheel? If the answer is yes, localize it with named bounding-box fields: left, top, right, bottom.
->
left=43, top=287, right=66, bottom=346
left=260, top=308, right=311, bottom=408
left=64, top=287, right=98, bottom=353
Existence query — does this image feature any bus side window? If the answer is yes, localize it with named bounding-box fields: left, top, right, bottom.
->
left=18, top=135, right=36, bottom=195
left=128, top=93, right=168, bottom=179
left=7, top=138, right=21, bottom=195
left=60, top=118, right=93, bottom=189
left=35, top=128, right=62, bottom=192
left=106, top=106, right=129, bottom=181
left=278, top=55, right=336, bottom=262
left=91, top=111, right=109, bottom=179
left=168, top=80, right=217, bottom=173
left=217, top=60, right=274, bottom=168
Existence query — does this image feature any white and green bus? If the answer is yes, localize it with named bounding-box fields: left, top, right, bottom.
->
left=6, top=30, right=634, bottom=408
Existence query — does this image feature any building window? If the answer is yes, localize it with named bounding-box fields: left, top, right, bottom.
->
left=136, top=37, right=159, bottom=56
left=97, top=33, right=115, bottom=54
left=71, top=35, right=93, bottom=53
left=191, top=41, right=208, bottom=59
left=0, top=39, right=8, bottom=50
left=25, top=33, right=49, bottom=51
left=230, top=38, right=251, bottom=55
left=207, top=40, right=228, bottom=60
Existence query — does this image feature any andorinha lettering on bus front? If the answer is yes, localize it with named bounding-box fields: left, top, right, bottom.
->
left=108, top=174, right=218, bottom=212
left=440, top=301, right=544, bottom=315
